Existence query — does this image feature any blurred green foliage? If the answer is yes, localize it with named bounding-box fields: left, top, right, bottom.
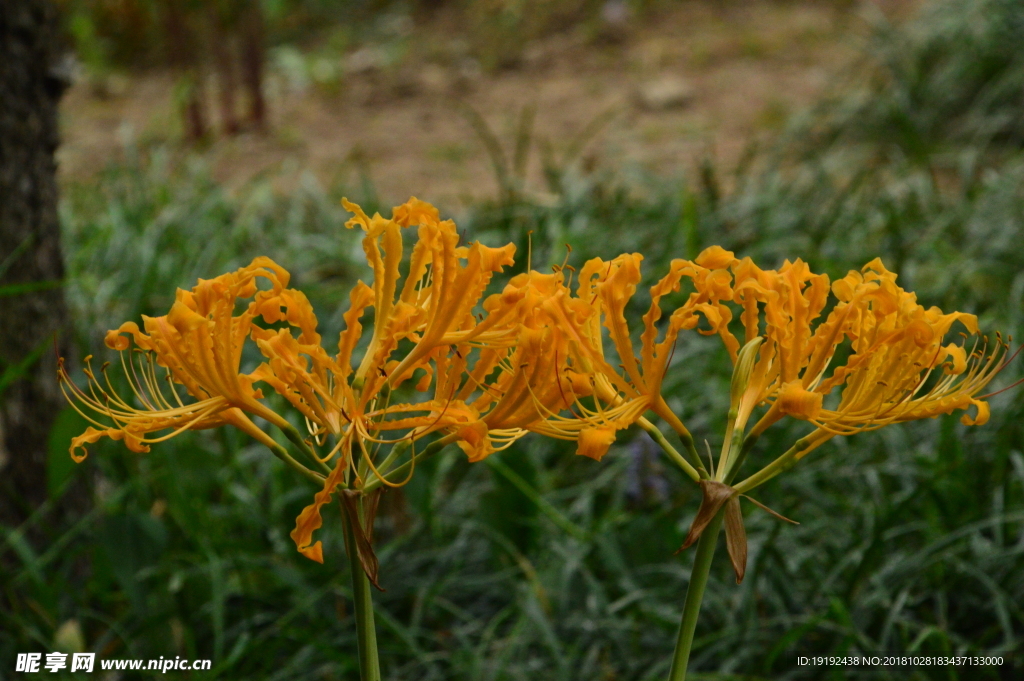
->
left=59, top=147, right=362, bottom=343
left=3, top=0, right=1024, bottom=678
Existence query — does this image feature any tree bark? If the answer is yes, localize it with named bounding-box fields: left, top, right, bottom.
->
left=0, top=0, right=74, bottom=527
left=162, top=0, right=207, bottom=141
left=210, top=4, right=240, bottom=136
left=241, top=0, right=267, bottom=131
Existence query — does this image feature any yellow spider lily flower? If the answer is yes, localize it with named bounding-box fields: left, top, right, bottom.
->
left=674, top=249, right=1010, bottom=469
left=60, top=258, right=295, bottom=461
left=669, top=249, right=1012, bottom=583
left=255, top=197, right=516, bottom=440
left=254, top=197, right=517, bottom=439
left=434, top=271, right=565, bottom=461
left=439, top=267, right=649, bottom=464
left=517, top=247, right=747, bottom=468
left=269, top=198, right=521, bottom=562
left=792, top=259, right=1004, bottom=435
left=452, top=322, right=646, bottom=463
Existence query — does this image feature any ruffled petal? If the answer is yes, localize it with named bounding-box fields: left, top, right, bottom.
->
left=576, top=427, right=616, bottom=461
left=456, top=421, right=495, bottom=462
left=289, top=458, right=348, bottom=563
left=960, top=398, right=990, bottom=426
left=776, top=381, right=823, bottom=420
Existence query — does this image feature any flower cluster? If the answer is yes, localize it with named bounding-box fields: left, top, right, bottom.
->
left=61, top=199, right=1012, bottom=574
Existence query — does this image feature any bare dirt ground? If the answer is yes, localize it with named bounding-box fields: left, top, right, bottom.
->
left=56, top=1, right=914, bottom=209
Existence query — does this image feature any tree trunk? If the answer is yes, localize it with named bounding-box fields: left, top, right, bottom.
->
left=210, top=5, right=240, bottom=136
left=162, top=0, right=207, bottom=141
left=241, top=0, right=267, bottom=131
left=0, top=0, right=74, bottom=528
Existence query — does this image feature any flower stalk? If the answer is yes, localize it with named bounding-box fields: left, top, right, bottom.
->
left=667, top=506, right=725, bottom=681
left=362, top=434, right=457, bottom=493
left=266, top=440, right=325, bottom=485
left=636, top=416, right=701, bottom=482
left=342, top=499, right=381, bottom=681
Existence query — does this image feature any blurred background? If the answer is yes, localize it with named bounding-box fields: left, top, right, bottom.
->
left=2, top=0, right=1024, bottom=678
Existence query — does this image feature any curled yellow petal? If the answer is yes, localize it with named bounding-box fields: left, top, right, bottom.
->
left=105, top=322, right=148, bottom=351
left=565, top=371, right=594, bottom=398
left=776, top=381, right=823, bottom=420
left=943, top=344, right=967, bottom=375
left=69, top=427, right=113, bottom=463
left=455, top=421, right=495, bottom=462
left=695, top=246, right=737, bottom=270
left=960, top=398, right=990, bottom=426
left=392, top=196, right=440, bottom=227
left=290, top=457, right=348, bottom=563
left=341, top=198, right=372, bottom=231
left=576, top=427, right=616, bottom=461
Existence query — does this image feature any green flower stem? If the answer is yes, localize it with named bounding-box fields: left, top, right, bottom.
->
left=675, top=429, right=711, bottom=480
left=342, top=501, right=381, bottom=681
left=638, top=417, right=701, bottom=482
left=721, top=433, right=760, bottom=485
left=361, top=434, right=457, bottom=493
left=732, top=436, right=812, bottom=494
left=374, top=439, right=411, bottom=477
left=715, top=407, right=740, bottom=479
left=267, top=442, right=325, bottom=485
left=667, top=507, right=725, bottom=681
left=281, top=424, right=333, bottom=475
